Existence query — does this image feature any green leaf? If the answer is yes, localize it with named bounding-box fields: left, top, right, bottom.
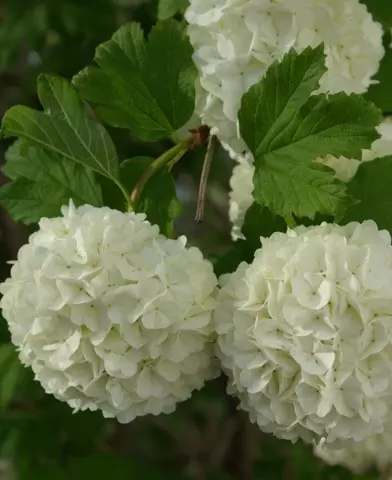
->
left=2, top=140, right=28, bottom=180
left=0, top=344, right=24, bottom=410
left=0, top=345, right=16, bottom=376
left=2, top=75, right=120, bottom=182
left=361, top=0, right=392, bottom=28
left=143, top=20, right=196, bottom=134
left=0, top=180, right=65, bottom=224
left=365, top=32, right=392, bottom=113
left=73, top=22, right=147, bottom=132
left=343, top=156, right=392, bottom=233
left=0, top=356, right=24, bottom=411
left=238, top=47, right=381, bottom=220
left=212, top=241, right=253, bottom=277
left=0, top=141, right=103, bottom=224
left=0, top=315, right=11, bottom=344
left=158, top=0, right=189, bottom=19
left=213, top=203, right=288, bottom=278
left=4, top=141, right=103, bottom=206
left=242, top=203, right=286, bottom=252
left=120, top=157, right=181, bottom=236
left=240, top=45, right=327, bottom=156
left=73, top=20, right=197, bottom=141
left=253, top=156, right=349, bottom=220
left=0, top=5, right=47, bottom=72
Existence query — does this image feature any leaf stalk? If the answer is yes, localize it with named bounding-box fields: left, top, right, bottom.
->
left=130, top=139, right=191, bottom=207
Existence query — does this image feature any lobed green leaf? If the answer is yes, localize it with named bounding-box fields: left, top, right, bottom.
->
left=2, top=75, right=120, bottom=181
left=239, top=46, right=381, bottom=220
left=0, top=141, right=103, bottom=224
left=73, top=20, right=197, bottom=141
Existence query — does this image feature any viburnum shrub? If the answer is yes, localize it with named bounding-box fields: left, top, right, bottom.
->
left=2, top=0, right=392, bottom=478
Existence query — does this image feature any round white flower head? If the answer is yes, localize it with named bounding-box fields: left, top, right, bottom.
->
left=186, top=0, right=384, bottom=160
left=229, top=119, right=392, bottom=239
left=215, top=221, right=392, bottom=444
left=314, top=429, right=392, bottom=475
left=0, top=202, right=219, bottom=423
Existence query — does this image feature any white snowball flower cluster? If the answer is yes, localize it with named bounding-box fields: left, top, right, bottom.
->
left=0, top=202, right=219, bottom=423
left=186, top=0, right=384, bottom=161
left=229, top=119, right=392, bottom=239
left=215, top=221, right=392, bottom=444
left=315, top=430, right=392, bottom=475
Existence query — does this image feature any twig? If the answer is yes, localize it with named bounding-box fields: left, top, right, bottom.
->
left=208, top=416, right=238, bottom=469
left=381, top=466, right=392, bottom=480
left=225, top=412, right=253, bottom=480
left=213, top=376, right=253, bottom=480
left=153, top=417, right=205, bottom=480
left=195, top=135, right=218, bottom=222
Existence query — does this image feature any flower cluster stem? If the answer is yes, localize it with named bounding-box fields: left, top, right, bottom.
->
left=130, top=140, right=191, bottom=207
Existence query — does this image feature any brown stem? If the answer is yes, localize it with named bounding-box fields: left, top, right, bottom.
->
left=208, top=416, right=238, bottom=469
left=195, top=135, right=218, bottom=222
left=225, top=404, right=253, bottom=480
left=217, top=376, right=253, bottom=480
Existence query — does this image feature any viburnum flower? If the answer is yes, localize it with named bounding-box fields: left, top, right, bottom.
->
left=215, top=221, right=392, bottom=444
left=186, top=0, right=384, bottom=161
left=0, top=202, right=218, bottom=423
left=229, top=120, right=392, bottom=239
left=314, top=430, right=392, bottom=475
